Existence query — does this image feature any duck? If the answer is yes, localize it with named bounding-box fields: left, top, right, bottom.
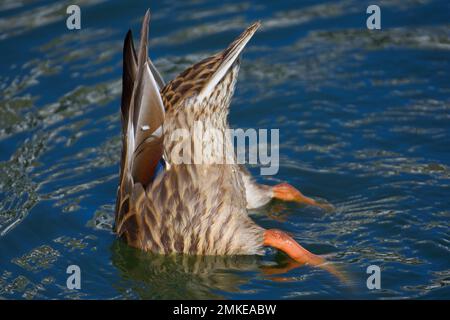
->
left=114, top=10, right=335, bottom=271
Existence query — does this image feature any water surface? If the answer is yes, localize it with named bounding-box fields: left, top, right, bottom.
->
left=0, top=0, right=449, bottom=299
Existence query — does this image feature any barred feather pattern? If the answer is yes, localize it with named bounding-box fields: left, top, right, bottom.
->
left=115, top=17, right=264, bottom=256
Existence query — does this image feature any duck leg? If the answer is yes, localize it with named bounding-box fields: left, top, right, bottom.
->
left=263, top=229, right=346, bottom=282
left=272, top=183, right=334, bottom=211
left=264, top=229, right=325, bottom=265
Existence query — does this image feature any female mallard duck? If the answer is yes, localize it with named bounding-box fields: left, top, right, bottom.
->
left=115, top=11, right=333, bottom=270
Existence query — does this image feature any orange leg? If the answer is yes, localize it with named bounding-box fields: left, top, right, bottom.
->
left=263, top=229, right=347, bottom=282
left=264, top=229, right=325, bottom=265
left=272, top=183, right=334, bottom=211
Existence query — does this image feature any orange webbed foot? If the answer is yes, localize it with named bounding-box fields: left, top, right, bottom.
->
left=263, top=229, right=348, bottom=283
left=272, top=183, right=334, bottom=211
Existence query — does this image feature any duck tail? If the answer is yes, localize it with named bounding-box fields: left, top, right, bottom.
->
left=196, top=21, right=260, bottom=101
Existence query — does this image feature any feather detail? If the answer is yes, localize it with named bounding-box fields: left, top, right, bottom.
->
left=116, top=14, right=266, bottom=257
left=130, top=11, right=165, bottom=186
left=161, top=22, right=260, bottom=112
left=121, top=30, right=137, bottom=127
left=121, top=10, right=166, bottom=187
left=148, top=58, right=165, bottom=90
left=197, top=21, right=260, bottom=101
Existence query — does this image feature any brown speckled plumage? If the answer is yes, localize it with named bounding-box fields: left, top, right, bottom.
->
left=115, top=11, right=264, bottom=256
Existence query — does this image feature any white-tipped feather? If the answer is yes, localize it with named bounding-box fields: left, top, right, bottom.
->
left=148, top=58, right=165, bottom=90
left=134, top=63, right=164, bottom=143
left=197, top=23, right=260, bottom=101
left=123, top=10, right=166, bottom=186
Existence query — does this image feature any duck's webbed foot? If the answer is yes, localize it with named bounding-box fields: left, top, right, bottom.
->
left=272, top=183, right=334, bottom=211
left=264, top=229, right=325, bottom=265
left=263, top=229, right=347, bottom=282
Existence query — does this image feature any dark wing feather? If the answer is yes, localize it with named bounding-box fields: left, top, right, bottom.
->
left=128, top=10, right=165, bottom=186
left=121, top=30, right=138, bottom=127
left=118, top=23, right=166, bottom=190
left=115, top=29, right=137, bottom=231
left=120, top=30, right=164, bottom=118
left=117, top=10, right=165, bottom=220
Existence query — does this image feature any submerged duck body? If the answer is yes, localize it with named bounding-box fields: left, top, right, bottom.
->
left=115, top=11, right=336, bottom=271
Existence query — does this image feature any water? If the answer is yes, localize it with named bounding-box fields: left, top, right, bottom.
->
left=0, top=0, right=449, bottom=299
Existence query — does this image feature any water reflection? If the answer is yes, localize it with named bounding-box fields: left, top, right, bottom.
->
left=111, top=241, right=263, bottom=299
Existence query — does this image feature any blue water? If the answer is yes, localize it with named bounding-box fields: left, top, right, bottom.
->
left=0, top=0, right=449, bottom=299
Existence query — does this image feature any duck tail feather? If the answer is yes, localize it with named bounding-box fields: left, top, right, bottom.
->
left=197, top=21, right=260, bottom=101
